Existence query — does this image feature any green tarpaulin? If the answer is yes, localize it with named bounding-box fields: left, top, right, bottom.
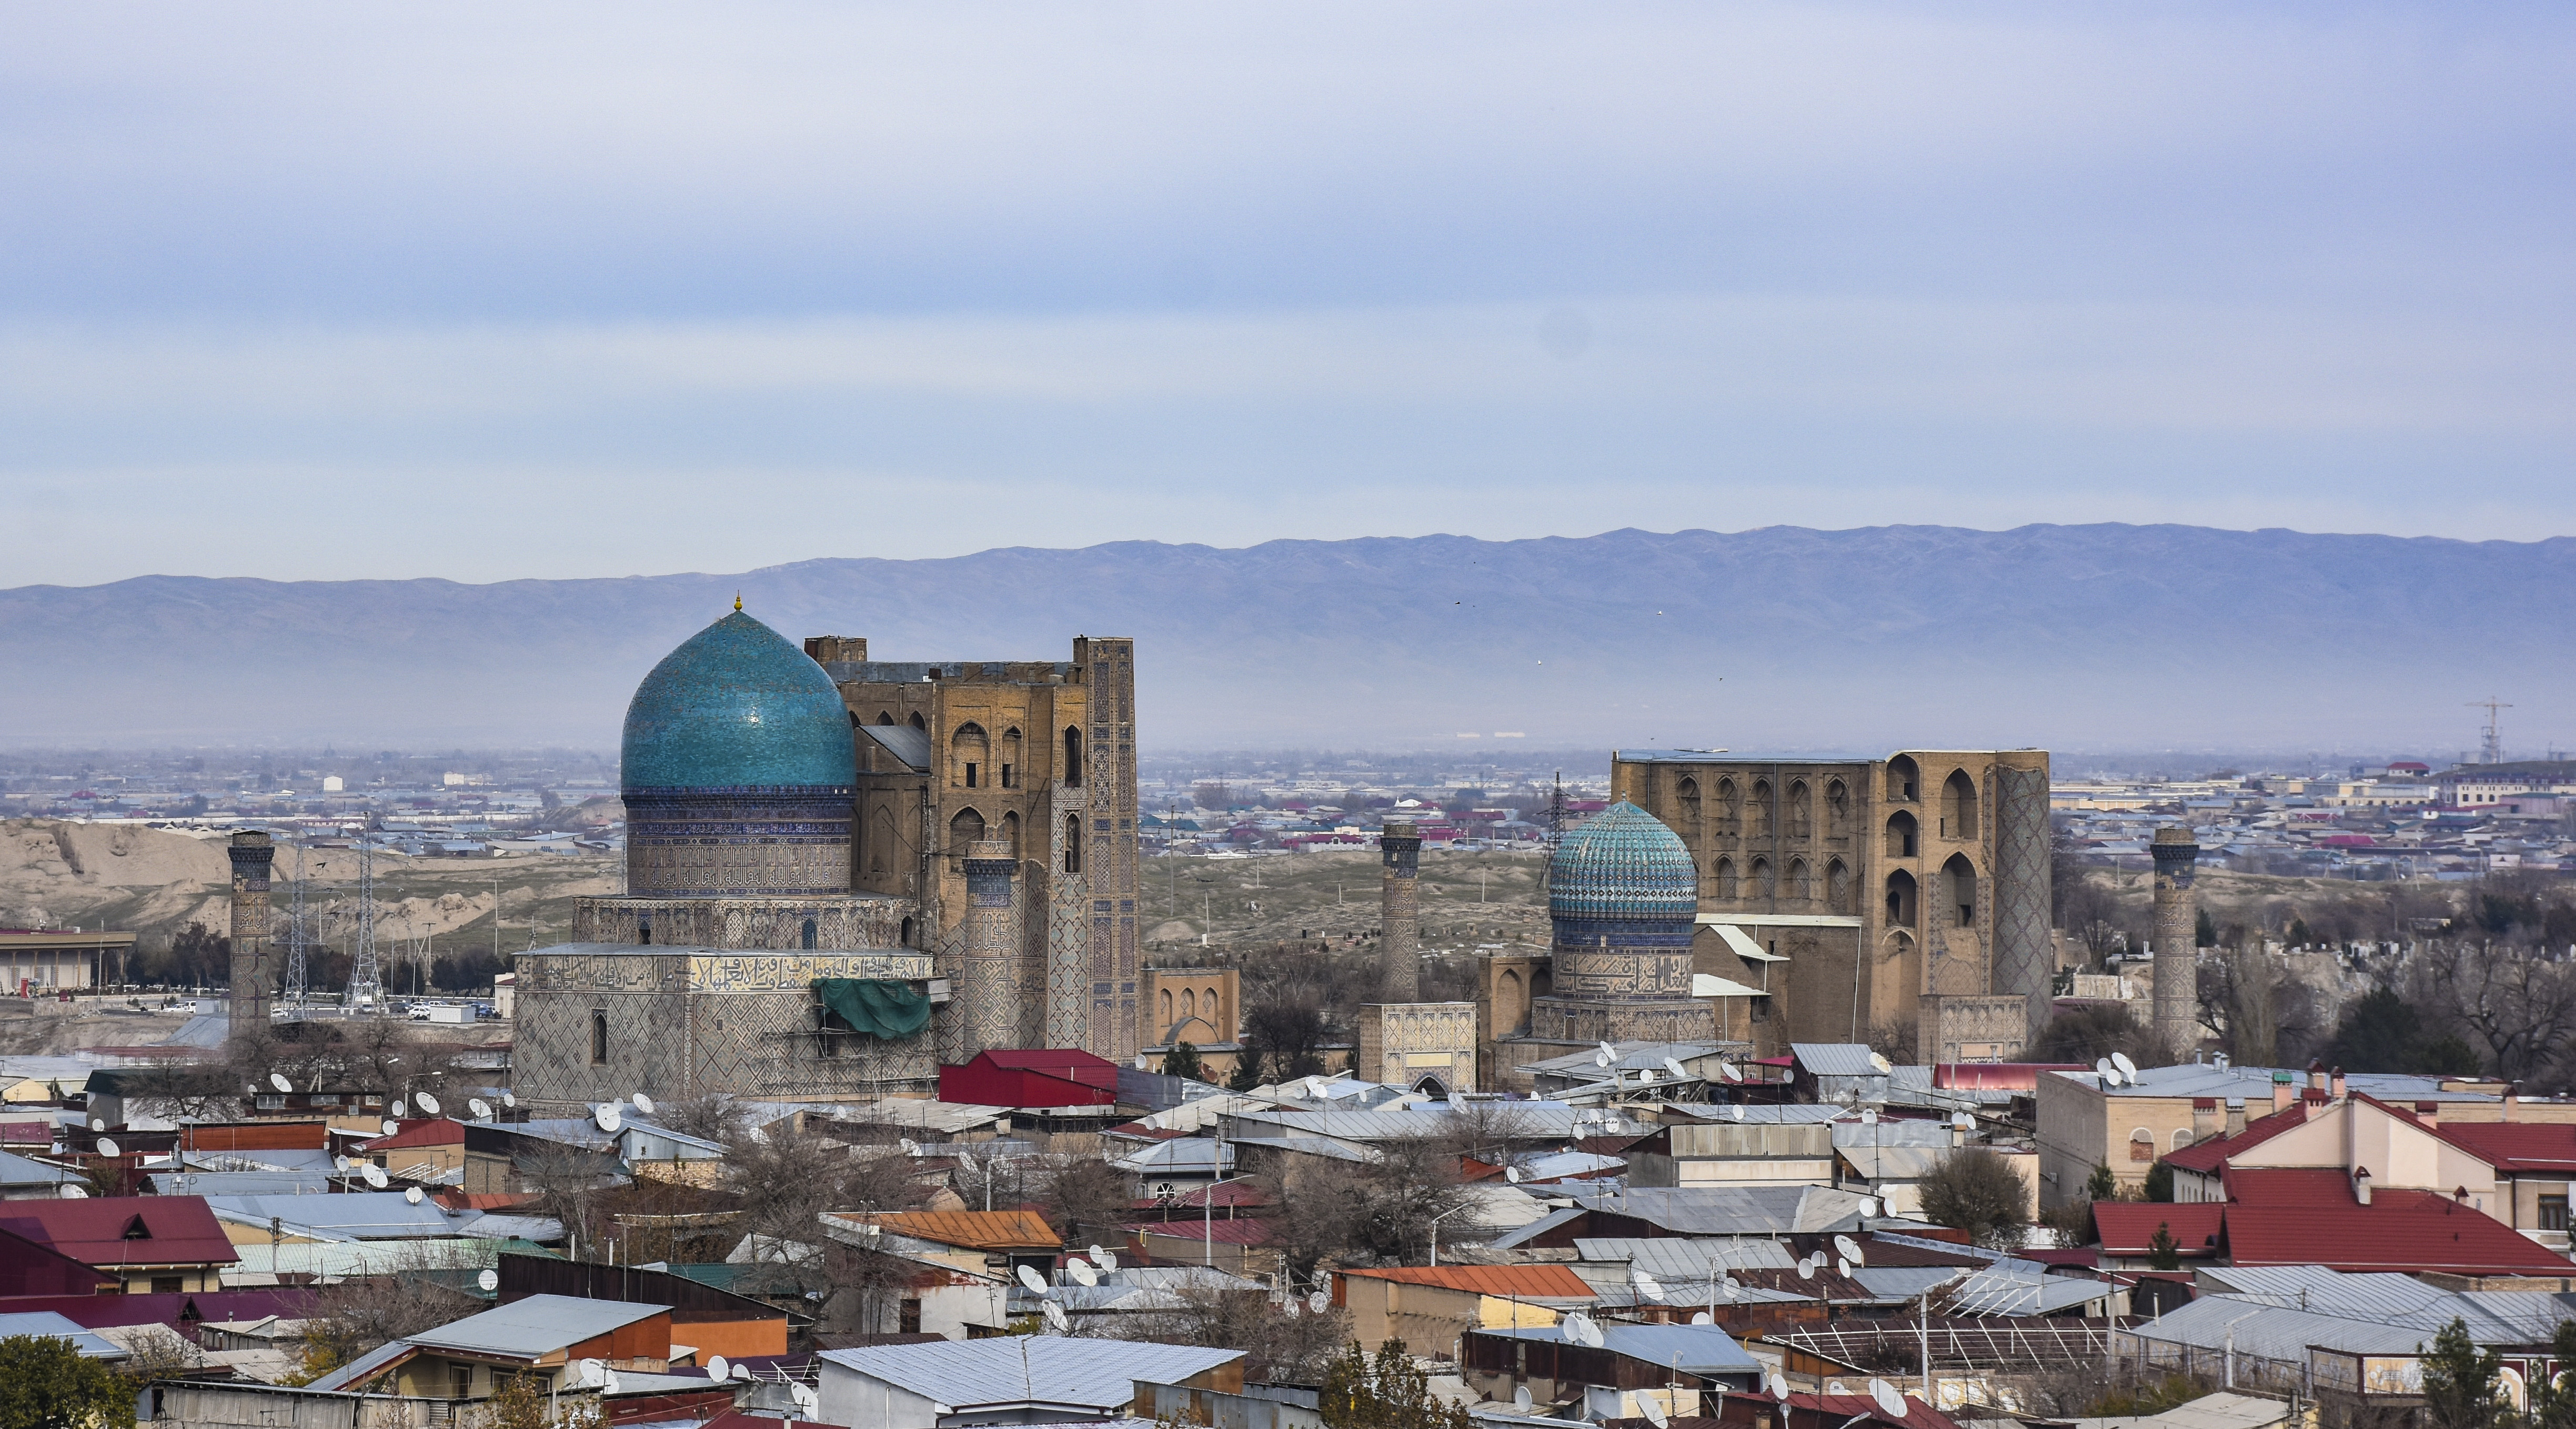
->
left=814, top=978, right=932, bottom=1039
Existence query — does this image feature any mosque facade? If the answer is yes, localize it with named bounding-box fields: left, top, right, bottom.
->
left=513, top=607, right=1140, bottom=1111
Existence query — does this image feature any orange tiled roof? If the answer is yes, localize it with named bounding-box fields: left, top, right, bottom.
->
left=857, top=1210, right=1061, bottom=1250
left=1336, top=1264, right=1595, bottom=1297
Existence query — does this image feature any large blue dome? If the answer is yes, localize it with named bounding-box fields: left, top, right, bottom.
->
left=621, top=610, right=857, bottom=791
left=1548, top=798, right=1698, bottom=923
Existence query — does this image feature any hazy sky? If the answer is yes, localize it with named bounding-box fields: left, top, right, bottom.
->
left=3, top=3, right=2570, bottom=586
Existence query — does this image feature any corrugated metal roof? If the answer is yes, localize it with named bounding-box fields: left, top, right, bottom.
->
left=1839, top=1146, right=1953, bottom=1181
left=851, top=1210, right=1060, bottom=1251
left=1523, top=1043, right=1737, bottom=1076
left=1339, top=1264, right=1596, bottom=1297
left=1830, top=1121, right=1956, bottom=1149
left=206, top=1191, right=460, bottom=1240
left=818, top=1335, right=1242, bottom=1413
left=0, top=1311, right=126, bottom=1360
left=1849, top=1266, right=1969, bottom=1302
left=406, top=1293, right=663, bottom=1356
left=1558, top=1185, right=1875, bottom=1236
left=1948, top=1268, right=2115, bottom=1317
left=306, top=1337, right=414, bottom=1391
left=1669, top=1104, right=1852, bottom=1125
left=1573, top=1237, right=1798, bottom=1275
left=859, top=723, right=933, bottom=772
left=1792, top=1044, right=1888, bottom=1078
left=1478, top=1321, right=1762, bottom=1376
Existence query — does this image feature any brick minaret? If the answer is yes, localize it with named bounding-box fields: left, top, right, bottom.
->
left=226, top=832, right=276, bottom=1034
left=2150, top=827, right=2201, bottom=1054
left=1379, top=820, right=1422, bottom=1002
left=957, top=838, right=1021, bottom=1059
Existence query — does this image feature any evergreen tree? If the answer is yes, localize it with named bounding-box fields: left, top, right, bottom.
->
left=2086, top=1163, right=2118, bottom=1201
left=1228, top=1049, right=1265, bottom=1093
left=1163, top=1042, right=1204, bottom=1082
left=2421, top=1317, right=2504, bottom=1429
left=0, top=1334, right=136, bottom=1429
left=1320, top=1341, right=1474, bottom=1429
left=2147, top=1222, right=2181, bottom=1271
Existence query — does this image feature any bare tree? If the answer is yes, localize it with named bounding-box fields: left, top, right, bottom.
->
left=655, top=1092, right=746, bottom=1144
left=1031, top=1154, right=1130, bottom=1243
left=1269, top=1134, right=1473, bottom=1273
left=1128, top=1284, right=1352, bottom=1382
left=2417, top=941, right=2576, bottom=1084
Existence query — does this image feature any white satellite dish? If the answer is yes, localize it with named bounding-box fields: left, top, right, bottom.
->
left=791, top=1383, right=819, bottom=1412
left=1858, top=1196, right=1881, bottom=1217
left=1631, top=1269, right=1666, bottom=1302
left=900, top=1138, right=920, bottom=1155
left=1768, top=1372, right=1790, bottom=1402
left=731, top=1364, right=751, bottom=1382
left=2111, top=1052, right=2139, bottom=1079
left=1720, top=1061, right=1744, bottom=1082
left=1091, top=1243, right=1115, bottom=1271
left=1304, top=1076, right=1326, bottom=1096
left=415, top=1092, right=440, bottom=1116
left=1515, top=1386, right=1534, bottom=1411
left=1042, top=1300, right=1070, bottom=1334
left=362, top=1163, right=388, bottom=1188
left=405, top=1186, right=425, bottom=1204
left=2092, top=1056, right=2115, bottom=1080
left=477, top=1269, right=499, bottom=1292
left=1663, top=1057, right=1690, bottom=1083
left=1135, top=1054, right=1149, bottom=1070
left=1867, top=1052, right=1892, bottom=1073
left=578, top=1359, right=605, bottom=1388
left=1643, top=1396, right=1672, bottom=1429
left=1870, top=1378, right=1909, bottom=1420
left=1015, top=1264, right=1050, bottom=1294
left=1594, top=1044, right=1614, bottom=1069
left=1308, top=1289, right=1330, bottom=1314
left=632, top=1092, right=655, bottom=1115
left=600, top=1369, right=620, bottom=1395
left=707, top=1355, right=729, bottom=1382
left=93, top=1136, right=119, bottom=1158
left=595, top=1103, right=622, bottom=1133
left=1563, top=1311, right=1606, bottom=1349
left=1837, top=1256, right=1850, bottom=1277
left=1691, top=1311, right=1713, bottom=1325
left=59, top=1184, right=86, bottom=1199
left=469, top=1099, right=492, bottom=1121
left=390, top=1097, right=407, bottom=1119
left=1068, top=1259, right=1099, bottom=1287
left=87, top=1118, right=104, bottom=1133
left=501, top=1092, right=515, bottom=1108
left=1727, top=1104, right=1745, bottom=1122
left=270, top=1072, right=293, bottom=1093
left=1505, top=1165, right=1522, bottom=1184
left=1834, top=1234, right=1863, bottom=1262
left=380, top=1119, right=400, bottom=1136
left=1796, top=1255, right=1814, bottom=1280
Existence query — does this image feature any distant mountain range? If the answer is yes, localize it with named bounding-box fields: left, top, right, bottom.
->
left=2, top=526, right=2567, bottom=757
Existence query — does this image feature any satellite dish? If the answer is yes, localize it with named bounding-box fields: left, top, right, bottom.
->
left=1870, top=1378, right=1909, bottom=1420
left=632, top=1092, right=655, bottom=1115
left=1042, top=1300, right=1070, bottom=1334
left=1860, top=1108, right=1878, bottom=1125
left=477, top=1269, right=499, bottom=1292
left=1858, top=1196, right=1881, bottom=1217
left=1643, top=1396, right=1672, bottom=1429
left=599, top=1369, right=620, bottom=1395
left=1837, top=1257, right=1850, bottom=1276
left=1564, top=1311, right=1606, bottom=1349
left=469, top=1099, right=492, bottom=1121
left=1015, top=1264, right=1050, bottom=1294
left=731, top=1364, right=751, bottom=1382
left=595, top=1103, right=622, bottom=1133
left=1720, top=1061, right=1744, bottom=1082
left=1691, top=1311, right=1713, bottom=1325
left=1796, top=1255, right=1814, bottom=1280
left=381, top=1119, right=400, bottom=1135
left=1769, top=1373, right=1790, bottom=1402
left=1834, top=1234, right=1863, bottom=1262
left=501, top=1092, right=515, bottom=1108
left=59, top=1184, right=86, bottom=1199
left=415, top=1092, right=440, bottom=1116
left=87, top=1118, right=105, bottom=1132
left=390, top=1098, right=407, bottom=1119
left=362, top=1163, right=388, bottom=1189
left=405, top=1186, right=425, bottom=1204
left=1135, top=1054, right=1149, bottom=1070
left=900, top=1138, right=920, bottom=1156
left=1594, top=1045, right=1614, bottom=1069
left=2093, top=1056, right=2115, bottom=1080
left=1663, top=1057, right=1690, bottom=1083
left=94, top=1136, right=119, bottom=1158
left=1091, top=1244, right=1115, bottom=1271
left=1515, top=1386, right=1534, bottom=1411
left=1309, top=1289, right=1331, bottom=1314
left=2112, top=1052, right=2139, bottom=1079
left=1505, top=1165, right=1522, bottom=1184
left=791, top=1383, right=819, bottom=1411
left=578, top=1360, right=605, bottom=1387
left=1727, top=1104, right=1745, bottom=1122
left=707, top=1355, right=729, bottom=1382
left=1305, top=1076, right=1326, bottom=1096
left=1068, top=1259, right=1099, bottom=1286
left=270, top=1073, right=293, bottom=1093
left=1867, top=1052, right=1892, bottom=1073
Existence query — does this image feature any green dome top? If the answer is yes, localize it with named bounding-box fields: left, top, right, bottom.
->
left=1548, top=798, right=1698, bottom=923
left=620, top=610, right=856, bottom=791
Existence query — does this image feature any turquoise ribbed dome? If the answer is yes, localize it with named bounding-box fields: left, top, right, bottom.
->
left=620, top=610, right=856, bottom=791
left=1548, top=799, right=1698, bottom=922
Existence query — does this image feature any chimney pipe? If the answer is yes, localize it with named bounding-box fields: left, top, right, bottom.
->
left=2308, top=1060, right=2328, bottom=1093
left=2330, top=1067, right=2347, bottom=1101
left=2272, top=1074, right=2295, bottom=1115
left=2225, top=1097, right=2247, bottom=1138
left=2353, top=1167, right=2372, bottom=1206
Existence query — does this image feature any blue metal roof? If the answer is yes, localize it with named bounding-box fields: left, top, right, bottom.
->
left=621, top=610, right=857, bottom=791
left=1481, top=1321, right=1762, bottom=1376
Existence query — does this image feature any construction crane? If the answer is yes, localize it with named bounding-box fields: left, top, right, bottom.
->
left=2467, top=697, right=2514, bottom=764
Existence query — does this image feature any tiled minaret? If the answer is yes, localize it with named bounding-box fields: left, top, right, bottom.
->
left=1378, top=820, right=1422, bottom=1002
left=2151, top=827, right=2202, bottom=1053
left=955, top=838, right=1022, bottom=1059
left=226, top=832, right=276, bottom=1035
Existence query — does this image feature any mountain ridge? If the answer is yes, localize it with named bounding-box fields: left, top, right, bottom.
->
left=3, top=524, right=2566, bottom=753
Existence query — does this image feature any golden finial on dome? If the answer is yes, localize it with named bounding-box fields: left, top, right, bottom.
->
left=733, top=592, right=743, bottom=612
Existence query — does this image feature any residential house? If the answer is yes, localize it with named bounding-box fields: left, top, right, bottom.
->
left=814, top=1334, right=1244, bottom=1429
left=310, top=1293, right=682, bottom=1399
left=0, top=1195, right=237, bottom=1294
left=1333, top=1264, right=1593, bottom=1356
left=1463, top=1322, right=1764, bottom=1418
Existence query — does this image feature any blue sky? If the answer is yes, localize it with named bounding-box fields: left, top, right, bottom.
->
left=3, top=3, right=2570, bottom=586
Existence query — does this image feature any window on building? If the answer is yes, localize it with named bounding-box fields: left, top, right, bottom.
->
left=590, top=1010, right=609, bottom=1065
left=900, top=1298, right=923, bottom=1334
left=152, top=1275, right=183, bottom=1295
left=2541, top=1194, right=2570, bottom=1232
left=801, top=917, right=818, bottom=951
left=965, top=762, right=979, bottom=788
left=1064, top=728, right=1083, bottom=785
left=2129, top=1129, right=2156, bottom=1162
left=1064, top=814, right=1082, bottom=874
left=451, top=1365, right=474, bottom=1400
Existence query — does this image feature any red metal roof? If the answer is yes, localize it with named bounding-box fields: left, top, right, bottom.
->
left=369, top=1118, right=466, bottom=1151
left=2161, top=1104, right=2307, bottom=1174
left=2424, top=1121, right=2576, bottom=1174
left=2223, top=1191, right=2575, bottom=1275
left=1931, top=1063, right=2087, bottom=1091
left=2092, top=1202, right=2226, bottom=1259
left=2221, top=1167, right=2356, bottom=1205
left=0, top=1196, right=238, bottom=1271
left=973, top=1049, right=1119, bottom=1083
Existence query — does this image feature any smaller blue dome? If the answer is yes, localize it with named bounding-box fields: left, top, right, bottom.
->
left=621, top=610, right=857, bottom=791
left=1548, top=799, right=1698, bottom=923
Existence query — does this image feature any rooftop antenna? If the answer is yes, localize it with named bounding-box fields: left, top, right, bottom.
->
left=2468, top=697, right=2513, bottom=764
left=284, top=831, right=309, bottom=1013
left=345, top=828, right=383, bottom=1011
